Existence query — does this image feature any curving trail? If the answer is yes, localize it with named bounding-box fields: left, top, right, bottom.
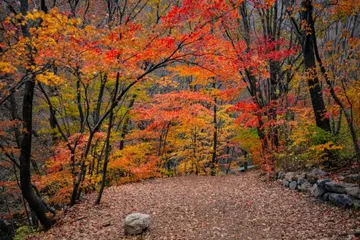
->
left=33, top=171, right=360, bottom=240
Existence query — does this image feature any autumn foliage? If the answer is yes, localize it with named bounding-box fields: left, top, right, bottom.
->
left=0, top=0, right=359, bottom=231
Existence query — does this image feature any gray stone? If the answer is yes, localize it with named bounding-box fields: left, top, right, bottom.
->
left=346, top=186, right=360, bottom=199
left=328, top=193, right=354, bottom=208
left=298, top=181, right=312, bottom=192
left=124, top=213, right=151, bottom=235
left=282, top=180, right=289, bottom=187
left=310, top=179, right=330, bottom=198
left=289, top=181, right=297, bottom=190
left=325, top=182, right=357, bottom=194
left=322, top=192, right=332, bottom=201
left=306, top=169, right=328, bottom=184
left=316, top=179, right=331, bottom=187
left=344, top=174, right=360, bottom=183
left=284, top=172, right=297, bottom=182
left=297, top=177, right=306, bottom=186
left=310, top=183, right=326, bottom=198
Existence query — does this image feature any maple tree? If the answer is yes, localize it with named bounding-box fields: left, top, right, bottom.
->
left=0, top=0, right=359, bottom=233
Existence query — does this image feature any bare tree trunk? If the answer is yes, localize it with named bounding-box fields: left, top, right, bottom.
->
left=95, top=74, right=119, bottom=204
left=18, top=0, right=52, bottom=229
left=211, top=81, right=218, bottom=176
left=95, top=110, right=113, bottom=204
left=93, top=74, right=106, bottom=124
left=301, top=0, right=331, bottom=132
left=119, top=95, right=136, bottom=150
left=19, top=77, right=52, bottom=229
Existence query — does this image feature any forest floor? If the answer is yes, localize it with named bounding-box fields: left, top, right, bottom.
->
left=31, top=171, right=360, bottom=240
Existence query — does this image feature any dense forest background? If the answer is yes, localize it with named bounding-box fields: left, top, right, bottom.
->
left=0, top=0, right=359, bottom=235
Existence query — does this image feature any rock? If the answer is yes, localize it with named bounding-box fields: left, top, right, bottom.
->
left=316, top=179, right=331, bottom=187
left=124, top=213, right=151, bottom=235
left=289, top=181, right=297, bottom=190
left=282, top=180, right=289, bottom=187
left=310, top=183, right=327, bottom=198
left=298, top=181, right=312, bottom=192
left=328, top=193, right=354, bottom=208
left=312, top=179, right=330, bottom=197
left=325, top=182, right=357, bottom=194
left=284, top=172, right=297, bottom=182
left=322, top=192, right=332, bottom=201
left=345, top=186, right=360, bottom=199
left=306, top=168, right=328, bottom=184
left=297, top=172, right=306, bottom=181
left=344, top=174, right=360, bottom=183
left=297, top=178, right=306, bottom=186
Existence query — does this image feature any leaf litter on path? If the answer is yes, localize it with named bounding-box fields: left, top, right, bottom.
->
left=31, top=171, right=360, bottom=240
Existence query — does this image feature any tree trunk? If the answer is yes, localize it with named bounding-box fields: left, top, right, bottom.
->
left=93, top=74, right=106, bottom=124
left=119, top=95, right=136, bottom=150
left=310, top=11, right=360, bottom=163
left=19, top=78, right=52, bottom=229
left=211, top=81, right=218, bottom=176
left=301, top=0, right=331, bottom=132
left=18, top=0, right=52, bottom=229
left=95, top=110, right=113, bottom=204
left=95, top=74, right=119, bottom=204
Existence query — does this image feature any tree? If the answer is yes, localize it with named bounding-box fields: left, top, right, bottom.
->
left=284, top=0, right=331, bottom=132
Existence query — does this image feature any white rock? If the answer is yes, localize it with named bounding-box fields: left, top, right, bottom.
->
left=124, top=213, right=151, bottom=235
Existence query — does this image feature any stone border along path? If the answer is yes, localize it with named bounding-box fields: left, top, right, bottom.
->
left=32, top=171, right=360, bottom=240
left=278, top=170, right=360, bottom=209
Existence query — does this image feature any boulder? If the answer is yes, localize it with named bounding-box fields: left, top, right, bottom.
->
left=298, top=181, right=312, bottom=192
left=328, top=193, right=354, bottom=208
left=322, top=192, right=332, bottom=201
left=297, top=177, right=306, bottom=186
left=345, top=186, right=360, bottom=199
left=310, top=183, right=326, bottom=198
left=306, top=169, right=328, bottom=184
left=325, top=182, right=357, bottom=194
left=124, top=213, right=151, bottom=235
left=284, top=172, right=297, bottom=182
left=344, top=174, right=360, bottom=183
left=282, top=180, right=289, bottom=187
left=317, top=179, right=331, bottom=187
left=289, top=181, right=297, bottom=190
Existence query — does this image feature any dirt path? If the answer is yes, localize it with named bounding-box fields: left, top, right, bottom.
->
left=33, top=171, right=360, bottom=240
